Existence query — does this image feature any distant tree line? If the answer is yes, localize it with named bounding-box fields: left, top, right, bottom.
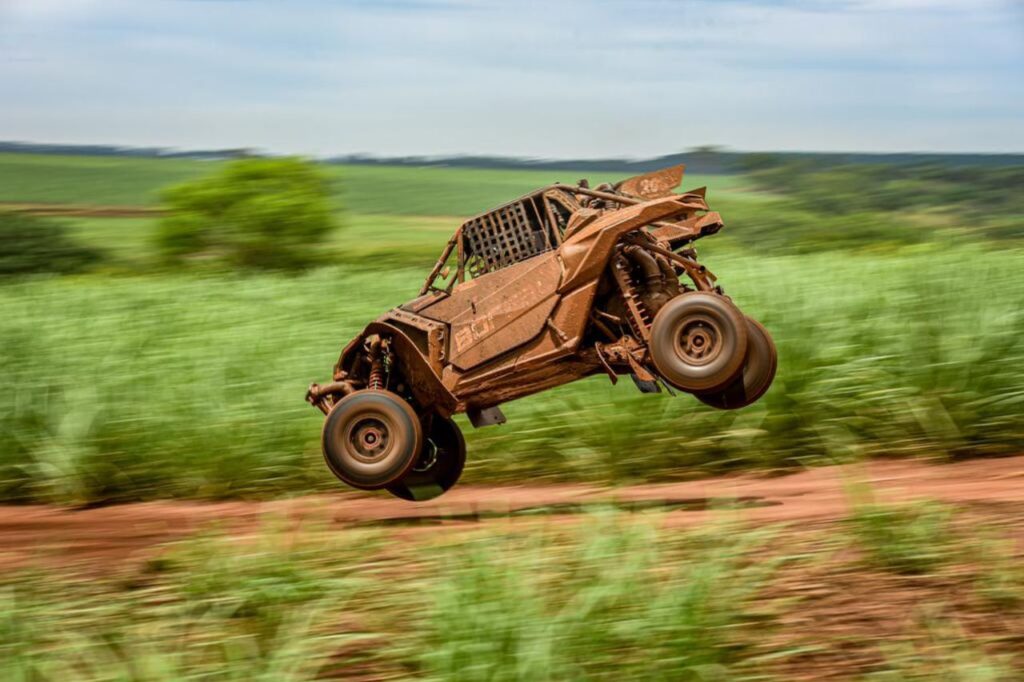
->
left=4, top=141, right=1023, bottom=175
left=327, top=149, right=1024, bottom=174
left=0, top=141, right=257, bottom=161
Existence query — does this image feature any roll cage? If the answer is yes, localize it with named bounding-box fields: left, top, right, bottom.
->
left=420, top=186, right=581, bottom=295
left=420, top=170, right=722, bottom=296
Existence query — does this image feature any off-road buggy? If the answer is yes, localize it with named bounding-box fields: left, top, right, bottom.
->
left=306, top=166, right=776, bottom=501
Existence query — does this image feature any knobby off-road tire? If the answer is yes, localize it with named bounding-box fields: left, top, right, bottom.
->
left=386, top=416, right=466, bottom=502
left=649, top=292, right=749, bottom=393
left=322, top=390, right=422, bottom=490
left=697, top=317, right=777, bottom=410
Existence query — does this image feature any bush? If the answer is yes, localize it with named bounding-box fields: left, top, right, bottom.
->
left=0, top=212, right=100, bottom=276
left=156, top=158, right=336, bottom=269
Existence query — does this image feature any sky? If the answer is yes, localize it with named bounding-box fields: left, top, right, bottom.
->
left=1, top=0, right=1022, bottom=158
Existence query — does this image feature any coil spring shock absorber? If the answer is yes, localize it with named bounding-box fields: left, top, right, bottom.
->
left=611, top=252, right=652, bottom=341
left=368, top=359, right=384, bottom=390
left=366, top=337, right=385, bottom=390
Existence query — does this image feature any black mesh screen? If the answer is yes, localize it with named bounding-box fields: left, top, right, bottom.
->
left=462, top=200, right=552, bottom=277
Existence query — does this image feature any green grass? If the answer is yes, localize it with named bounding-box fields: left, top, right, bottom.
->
left=1, top=245, right=1022, bottom=504
left=969, top=533, right=1024, bottom=609
left=59, top=216, right=159, bottom=264
left=867, top=615, right=1015, bottom=681
left=0, top=153, right=217, bottom=206
left=848, top=499, right=953, bottom=575
left=415, top=514, right=776, bottom=681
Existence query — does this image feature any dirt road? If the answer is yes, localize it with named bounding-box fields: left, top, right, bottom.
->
left=2, top=455, right=1022, bottom=571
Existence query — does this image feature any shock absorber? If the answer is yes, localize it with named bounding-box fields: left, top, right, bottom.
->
left=611, top=252, right=652, bottom=341
left=368, top=359, right=384, bottom=390
left=366, top=337, right=385, bottom=390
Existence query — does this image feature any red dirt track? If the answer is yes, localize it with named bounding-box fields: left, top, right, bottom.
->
left=2, top=455, right=1022, bottom=571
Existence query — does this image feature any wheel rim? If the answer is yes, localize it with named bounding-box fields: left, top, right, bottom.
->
left=322, top=390, right=422, bottom=490
left=346, top=417, right=391, bottom=462
left=673, top=314, right=725, bottom=367
left=649, top=292, right=749, bottom=393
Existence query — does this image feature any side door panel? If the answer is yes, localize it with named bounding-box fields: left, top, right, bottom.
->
left=418, top=253, right=561, bottom=371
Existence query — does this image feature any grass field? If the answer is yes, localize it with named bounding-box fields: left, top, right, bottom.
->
left=2, top=245, right=1021, bottom=504
left=2, top=151, right=1023, bottom=680
left=0, top=153, right=215, bottom=207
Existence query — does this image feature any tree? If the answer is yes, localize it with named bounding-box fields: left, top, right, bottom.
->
left=0, top=212, right=100, bottom=276
left=156, top=157, right=336, bottom=269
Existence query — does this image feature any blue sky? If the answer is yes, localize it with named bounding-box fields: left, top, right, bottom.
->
left=1, top=0, right=1021, bottom=157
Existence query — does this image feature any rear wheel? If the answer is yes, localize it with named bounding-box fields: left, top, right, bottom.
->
left=322, top=390, right=422, bottom=490
left=696, top=317, right=777, bottom=410
left=649, top=292, right=748, bottom=393
left=386, top=416, right=466, bottom=502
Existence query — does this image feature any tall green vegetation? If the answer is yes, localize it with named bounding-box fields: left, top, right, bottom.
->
left=417, top=516, right=776, bottom=680
left=848, top=500, right=953, bottom=575
left=1, top=246, right=1021, bottom=504
left=156, top=157, right=336, bottom=269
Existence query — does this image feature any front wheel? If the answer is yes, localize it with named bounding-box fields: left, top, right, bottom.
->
left=386, top=416, right=466, bottom=502
left=649, top=292, right=748, bottom=393
left=322, top=390, right=422, bottom=490
left=696, top=317, right=777, bottom=410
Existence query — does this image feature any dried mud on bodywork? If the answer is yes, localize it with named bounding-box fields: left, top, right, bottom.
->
left=306, top=165, right=778, bottom=500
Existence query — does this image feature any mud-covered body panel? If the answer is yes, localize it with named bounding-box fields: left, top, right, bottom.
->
left=416, top=253, right=562, bottom=371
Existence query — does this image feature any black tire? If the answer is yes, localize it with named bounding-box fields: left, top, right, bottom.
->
left=649, top=292, right=748, bottom=393
left=321, top=390, right=422, bottom=490
left=696, top=317, right=777, bottom=410
left=386, top=416, right=466, bottom=502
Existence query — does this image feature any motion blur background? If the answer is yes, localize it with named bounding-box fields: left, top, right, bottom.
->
left=2, top=1, right=1023, bottom=679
